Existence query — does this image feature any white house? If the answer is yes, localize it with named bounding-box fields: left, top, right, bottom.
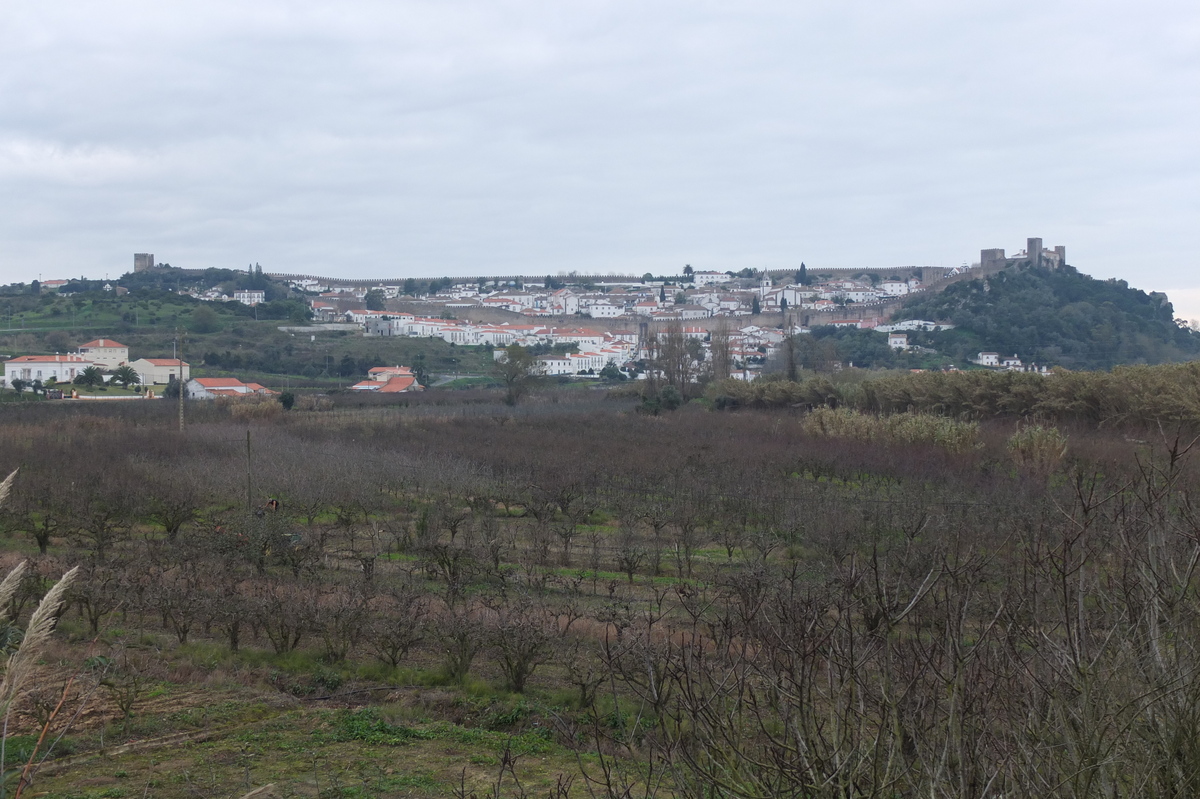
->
left=844, top=290, right=880, bottom=303
left=129, top=358, right=191, bottom=385
left=476, top=326, right=519, bottom=346
left=350, top=365, right=421, bottom=392
left=77, top=338, right=129, bottom=369
left=187, top=377, right=276, bottom=399
left=547, top=289, right=580, bottom=315
left=536, top=355, right=573, bottom=375
left=880, top=281, right=910, bottom=296
left=692, top=271, right=727, bottom=287
left=552, top=328, right=606, bottom=349
left=233, top=290, right=266, bottom=306
left=876, top=320, right=953, bottom=333
left=977, top=352, right=1000, bottom=367
left=587, top=301, right=625, bottom=318
left=2, top=354, right=93, bottom=386
left=675, top=305, right=712, bottom=320
left=887, top=333, right=909, bottom=350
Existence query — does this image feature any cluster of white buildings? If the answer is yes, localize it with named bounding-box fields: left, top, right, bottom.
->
left=295, top=271, right=930, bottom=323
left=1, top=339, right=189, bottom=389
left=342, top=313, right=833, bottom=379
left=973, top=352, right=1053, bottom=374
left=180, top=288, right=266, bottom=306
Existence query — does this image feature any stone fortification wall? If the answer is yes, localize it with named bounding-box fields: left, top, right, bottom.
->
left=267, top=272, right=649, bottom=287
left=765, top=265, right=952, bottom=283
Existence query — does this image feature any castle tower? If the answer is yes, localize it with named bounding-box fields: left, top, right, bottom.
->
left=1027, top=238, right=1043, bottom=268
left=981, top=248, right=1006, bottom=271
left=134, top=253, right=155, bottom=272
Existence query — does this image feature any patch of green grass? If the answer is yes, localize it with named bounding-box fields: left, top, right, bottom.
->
left=323, top=709, right=557, bottom=756
left=440, top=377, right=500, bottom=390
left=70, top=384, right=143, bottom=397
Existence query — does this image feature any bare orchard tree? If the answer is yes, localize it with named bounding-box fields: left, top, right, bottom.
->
left=434, top=603, right=488, bottom=684
left=251, top=579, right=317, bottom=655
left=144, top=563, right=204, bottom=645
left=138, top=461, right=208, bottom=541
left=69, top=558, right=128, bottom=634
left=484, top=593, right=560, bottom=693
left=3, top=466, right=77, bottom=555
left=312, top=583, right=369, bottom=663
left=363, top=583, right=429, bottom=668
left=69, top=477, right=138, bottom=562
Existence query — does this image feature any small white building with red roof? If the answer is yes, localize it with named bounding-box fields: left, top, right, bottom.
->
left=350, top=365, right=422, bottom=393
left=128, top=358, right=190, bottom=386
left=77, top=338, right=129, bottom=369
left=186, top=377, right=278, bottom=399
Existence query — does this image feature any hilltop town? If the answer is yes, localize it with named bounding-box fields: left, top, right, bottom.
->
left=7, top=236, right=1196, bottom=392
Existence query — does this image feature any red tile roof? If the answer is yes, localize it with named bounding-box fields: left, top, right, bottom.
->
left=140, top=358, right=188, bottom=366
left=376, top=375, right=417, bottom=393
left=79, top=339, right=127, bottom=349
left=6, top=354, right=89, bottom=363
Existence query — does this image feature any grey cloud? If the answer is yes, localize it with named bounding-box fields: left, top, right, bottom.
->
left=1, top=0, right=1197, bottom=313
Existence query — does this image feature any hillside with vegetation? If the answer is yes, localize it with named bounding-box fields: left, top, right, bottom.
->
left=896, top=263, right=1200, bottom=368
left=0, top=278, right=492, bottom=387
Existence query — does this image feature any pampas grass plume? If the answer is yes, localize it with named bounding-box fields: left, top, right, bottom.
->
left=0, top=565, right=78, bottom=707
left=0, top=469, right=16, bottom=509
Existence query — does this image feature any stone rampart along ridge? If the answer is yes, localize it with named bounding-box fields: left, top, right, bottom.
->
left=265, top=272, right=651, bottom=287
left=765, top=265, right=951, bottom=283
left=271, top=267, right=952, bottom=287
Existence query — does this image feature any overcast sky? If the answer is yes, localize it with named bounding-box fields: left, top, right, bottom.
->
left=3, top=1, right=1198, bottom=317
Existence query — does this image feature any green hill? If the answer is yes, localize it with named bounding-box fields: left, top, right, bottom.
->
left=0, top=276, right=492, bottom=387
left=897, top=264, right=1200, bottom=369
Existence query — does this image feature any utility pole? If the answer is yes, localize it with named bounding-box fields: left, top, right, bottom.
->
left=178, top=331, right=186, bottom=431
left=246, top=430, right=253, bottom=514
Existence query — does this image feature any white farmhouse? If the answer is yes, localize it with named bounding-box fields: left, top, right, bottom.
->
left=186, top=377, right=276, bottom=399
left=2, top=354, right=94, bottom=386
left=77, top=338, right=129, bottom=369
left=129, top=358, right=191, bottom=385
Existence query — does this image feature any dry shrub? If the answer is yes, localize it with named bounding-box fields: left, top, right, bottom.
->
left=294, top=395, right=334, bottom=412
left=223, top=396, right=283, bottom=421
left=1007, top=421, right=1068, bottom=474
left=802, top=407, right=980, bottom=453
